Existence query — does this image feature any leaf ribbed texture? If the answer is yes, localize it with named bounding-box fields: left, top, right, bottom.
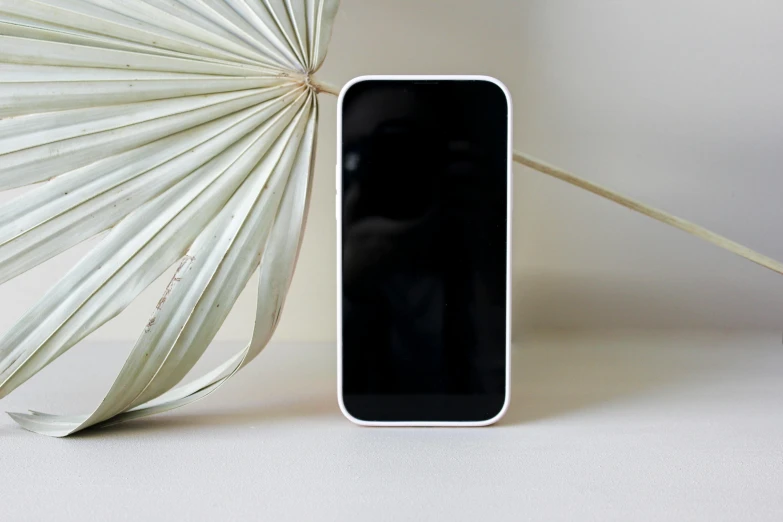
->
left=0, top=0, right=339, bottom=436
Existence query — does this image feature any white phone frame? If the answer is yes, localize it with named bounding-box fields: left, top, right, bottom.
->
left=336, top=75, right=512, bottom=427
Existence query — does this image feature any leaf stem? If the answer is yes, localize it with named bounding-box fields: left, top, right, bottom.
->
left=310, top=78, right=341, bottom=96
left=315, top=77, right=783, bottom=277
left=512, top=151, right=783, bottom=276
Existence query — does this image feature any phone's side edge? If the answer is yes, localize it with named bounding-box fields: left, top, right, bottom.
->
left=468, top=75, right=513, bottom=427
left=336, top=76, right=378, bottom=426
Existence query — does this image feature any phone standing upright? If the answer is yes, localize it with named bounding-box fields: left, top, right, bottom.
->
left=337, top=76, right=512, bottom=426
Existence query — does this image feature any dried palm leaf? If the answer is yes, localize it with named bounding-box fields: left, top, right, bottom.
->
left=0, top=0, right=338, bottom=436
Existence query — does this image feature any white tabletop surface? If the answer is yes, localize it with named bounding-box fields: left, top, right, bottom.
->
left=2, top=331, right=782, bottom=521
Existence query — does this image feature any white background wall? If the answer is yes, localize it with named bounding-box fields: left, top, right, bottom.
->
left=1, top=0, right=783, bottom=342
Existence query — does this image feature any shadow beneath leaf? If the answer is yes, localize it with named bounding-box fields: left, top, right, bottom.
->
left=73, top=395, right=340, bottom=438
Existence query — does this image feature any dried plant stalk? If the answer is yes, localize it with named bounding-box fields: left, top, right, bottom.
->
left=311, top=77, right=783, bottom=277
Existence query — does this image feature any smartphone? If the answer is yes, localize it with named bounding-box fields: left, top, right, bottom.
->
left=337, top=75, right=511, bottom=426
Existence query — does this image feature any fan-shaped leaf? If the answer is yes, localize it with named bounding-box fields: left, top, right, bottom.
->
left=0, top=0, right=339, bottom=436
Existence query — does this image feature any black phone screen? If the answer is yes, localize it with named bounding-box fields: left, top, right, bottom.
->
left=340, top=78, right=509, bottom=422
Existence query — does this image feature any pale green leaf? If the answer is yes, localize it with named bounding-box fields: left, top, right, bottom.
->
left=0, top=0, right=340, bottom=436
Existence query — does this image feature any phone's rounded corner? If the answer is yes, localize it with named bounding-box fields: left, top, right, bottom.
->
left=472, top=394, right=511, bottom=427
left=472, top=75, right=512, bottom=109
left=337, top=392, right=372, bottom=427
left=337, top=75, right=376, bottom=109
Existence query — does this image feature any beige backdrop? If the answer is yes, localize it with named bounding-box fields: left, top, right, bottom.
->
left=1, top=0, right=783, bottom=342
